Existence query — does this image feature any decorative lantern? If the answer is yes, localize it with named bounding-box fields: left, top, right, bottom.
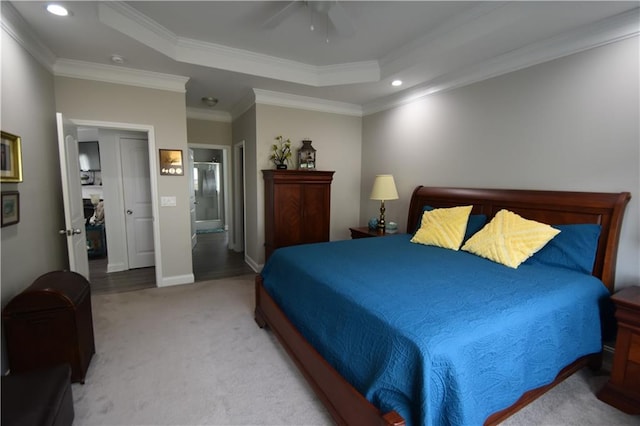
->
left=297, top=139, right=316, bottom=170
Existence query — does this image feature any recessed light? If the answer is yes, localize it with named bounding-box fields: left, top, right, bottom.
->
left=391, top=80, right=403, bottom=87
left=46, top=4, right=69, bottom=17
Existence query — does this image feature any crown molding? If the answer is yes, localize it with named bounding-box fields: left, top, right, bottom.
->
left=1, top=2, right=57, bottom=71
left=53, top=59, right=189, bottom=92
left=98, top=1, right=176, bottom=58
left=99, top=1, right=379, bottom=87
left=186, top=107, right=232, bottom=123
left=230, top=90, right=258, bottom=121
left=316, top=61, right=380, bottom=86
left=379, top=2, right=506, bottom=78
left=364, top=8, right=640, bottom=116
left=253, top=89, right=362, bottom=117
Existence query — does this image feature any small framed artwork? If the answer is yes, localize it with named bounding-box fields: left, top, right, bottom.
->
left=159, top=149, right=184, bottom=176
left=1, top=191, right=20, bottom=227
left=1, top=131, right=23, bottom=183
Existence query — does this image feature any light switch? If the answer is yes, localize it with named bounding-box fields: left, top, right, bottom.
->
left=161, top=196, right=177, bottom=207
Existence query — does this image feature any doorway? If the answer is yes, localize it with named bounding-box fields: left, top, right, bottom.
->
left=60, top=118, right=162, bottom=288
left=188, top=144, right=231, bottom=236
left=80, top=128, right=156, bottom=292
left=192, top=148, right=224, bottom=232
left=188, top=143, right=252, bottom=281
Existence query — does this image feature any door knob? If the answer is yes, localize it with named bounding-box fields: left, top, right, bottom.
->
left=126, top=209, right=133, bottom=215
left=59, top=229, right=82, bottom=236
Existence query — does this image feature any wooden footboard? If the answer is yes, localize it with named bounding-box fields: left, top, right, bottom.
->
left=484, top=353, right=600, bottom=425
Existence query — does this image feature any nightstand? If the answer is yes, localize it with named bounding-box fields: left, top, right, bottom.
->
left=349, top=226, right=397, bottom=239
left=597, top=286, right=640, bottom=414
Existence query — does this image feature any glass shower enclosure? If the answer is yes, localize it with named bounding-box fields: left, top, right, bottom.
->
left=192, top=161, right=223, bottom=231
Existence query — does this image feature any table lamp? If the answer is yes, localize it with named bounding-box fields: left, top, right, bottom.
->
left=369, top=174, right=398, bottom=231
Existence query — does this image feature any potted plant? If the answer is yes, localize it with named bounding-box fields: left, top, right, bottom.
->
left=271, top=136, right=292, bottom=169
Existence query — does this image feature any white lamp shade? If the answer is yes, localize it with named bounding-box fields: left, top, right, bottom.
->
left=370, top=174, right=399, bottom=201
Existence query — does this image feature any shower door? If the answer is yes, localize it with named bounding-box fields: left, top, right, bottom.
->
left=193, top=162, right=223, bottom=231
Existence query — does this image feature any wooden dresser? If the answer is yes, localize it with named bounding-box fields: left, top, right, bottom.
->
left=263, top=170, right=334, bottom=261
left=597, top=286, right=640, bottom=414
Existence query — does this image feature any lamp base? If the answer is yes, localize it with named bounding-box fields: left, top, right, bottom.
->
left=377, top=200, right=386, bottom=231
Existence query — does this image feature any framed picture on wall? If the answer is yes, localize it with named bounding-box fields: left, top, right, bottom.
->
left=159, top=149, right=184, bottom=176
left=1, top=131, right=23, bottom=183
left=1, top=191, right=20, bottom=227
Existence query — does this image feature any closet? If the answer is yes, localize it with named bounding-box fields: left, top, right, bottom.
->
left=263, top=170, right=334, bottom=261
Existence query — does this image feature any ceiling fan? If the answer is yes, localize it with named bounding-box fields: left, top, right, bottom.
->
left=263, top=1, right=356, bottom=38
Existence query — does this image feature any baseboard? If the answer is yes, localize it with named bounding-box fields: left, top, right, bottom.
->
left=107, top=262, right=127, bottom=273
left=244, top=254, right=262, bottom=273
left=158, top=273, right=195, bottom=287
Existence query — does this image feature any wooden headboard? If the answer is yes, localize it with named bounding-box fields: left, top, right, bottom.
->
left=406, top=186, right=631, bottom=293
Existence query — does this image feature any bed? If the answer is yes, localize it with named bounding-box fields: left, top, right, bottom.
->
left=255, top=186, right=630, bottom=426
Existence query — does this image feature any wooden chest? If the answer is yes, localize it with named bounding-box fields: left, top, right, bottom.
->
left=2, top=271, right=95, bottom=383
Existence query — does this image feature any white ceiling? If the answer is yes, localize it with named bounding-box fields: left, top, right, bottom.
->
left=7, top=1, right=640, bottom=117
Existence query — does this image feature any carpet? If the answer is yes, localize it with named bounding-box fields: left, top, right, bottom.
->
left=73, top=275, right=639, bottom=425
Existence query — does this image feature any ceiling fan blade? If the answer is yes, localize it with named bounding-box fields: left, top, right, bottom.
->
left=262, top=1, right=301, bottom=29
left=328, top=2, right=355, bottom=37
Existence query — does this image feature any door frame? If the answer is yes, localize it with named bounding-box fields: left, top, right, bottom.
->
left=187, top=143, right=231, bottom=238
left=232, top=140, right=246, bottom=253
left=66, top=118, right=162, bottom=286
left=188, top=148, right=197, bottom=249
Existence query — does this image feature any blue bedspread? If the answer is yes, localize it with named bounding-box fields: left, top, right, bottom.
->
left=261, top=234, right=610, bottom=426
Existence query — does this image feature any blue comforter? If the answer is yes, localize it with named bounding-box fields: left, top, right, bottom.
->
left=261, top=234, right=609, bottom=426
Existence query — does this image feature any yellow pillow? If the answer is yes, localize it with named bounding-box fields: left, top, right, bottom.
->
left=410, top=205, right=473, bottom=250
left=461, top=209, right=560, bottom=268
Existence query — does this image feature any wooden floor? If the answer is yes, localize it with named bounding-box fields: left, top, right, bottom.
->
left=89, top=231, right=254, bottom=295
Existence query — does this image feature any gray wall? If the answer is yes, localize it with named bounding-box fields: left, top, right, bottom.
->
left=1, top=23, right=67, bottom=372
left=54, top=77, right=194, bottom=285
left=231, top=102, right=363, bottom=269
left=187, top=118, right=231, bottom=146
left=362, top=36, right=639, bottom=290
left=249, top=104, right=362, bottom=268
left=255, top=104, right=362, bottom=241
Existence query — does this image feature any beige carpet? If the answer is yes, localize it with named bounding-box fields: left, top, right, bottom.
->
left=73, top=275, right=639, bottom=426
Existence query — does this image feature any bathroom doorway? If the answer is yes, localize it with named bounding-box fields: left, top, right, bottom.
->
left=190, top=146, right=226, bottom=233
left=188, top=144, right=251, bottom=281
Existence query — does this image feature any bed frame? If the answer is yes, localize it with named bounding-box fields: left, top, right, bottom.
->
left=255, top=186, right=631, bottom=425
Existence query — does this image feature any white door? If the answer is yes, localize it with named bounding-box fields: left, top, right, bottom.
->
left=120, top=138, right=154, bottom=269
left=56, top=113, right=90, bottom=278
left=188, top=148, right=197, bottom=249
